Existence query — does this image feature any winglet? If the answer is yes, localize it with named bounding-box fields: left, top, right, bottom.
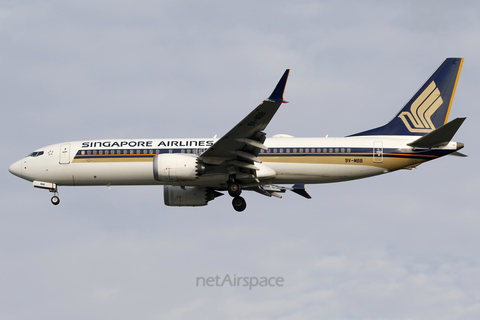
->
left=267, top=69, right=290, bottom=103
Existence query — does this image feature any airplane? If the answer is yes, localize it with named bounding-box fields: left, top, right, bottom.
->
left=9, top=58, right=466, bottom=212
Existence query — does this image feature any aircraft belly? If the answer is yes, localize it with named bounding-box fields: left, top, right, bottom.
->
left=265, top=162, right=385, bottom=184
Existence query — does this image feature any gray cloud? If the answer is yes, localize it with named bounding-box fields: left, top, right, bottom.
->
left=1, top=1, right=479, bottom=319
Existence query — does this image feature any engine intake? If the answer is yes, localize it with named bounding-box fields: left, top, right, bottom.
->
left=153, top=154, right=205, bottom=182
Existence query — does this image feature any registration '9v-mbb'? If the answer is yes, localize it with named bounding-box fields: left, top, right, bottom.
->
left=9, top=58, right=466, bottom=212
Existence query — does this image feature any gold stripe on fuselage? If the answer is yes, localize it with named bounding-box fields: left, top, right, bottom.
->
left=72, top=152, right=437, bottom=171
left=259, top=153, right=436, bottom=171
left=72, top=157, right=154, bottom=163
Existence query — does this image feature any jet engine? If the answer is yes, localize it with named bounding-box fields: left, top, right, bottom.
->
left=153, top=154, right=205, bottom=182
left=163, top=185, right=223, bottom=206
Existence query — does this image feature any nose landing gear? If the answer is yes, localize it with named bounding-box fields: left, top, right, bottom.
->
left=33, top=181, right=61, bottom=206
left=51, top=195, right=60, bottom=205
left=50, top=187, right=60, bottom=206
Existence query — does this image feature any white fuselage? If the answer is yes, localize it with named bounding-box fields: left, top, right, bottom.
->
left=9, top=136, right=459, bottom=189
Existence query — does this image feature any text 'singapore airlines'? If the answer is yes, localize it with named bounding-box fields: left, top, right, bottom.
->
left=9, top=58, right=466, bottom=211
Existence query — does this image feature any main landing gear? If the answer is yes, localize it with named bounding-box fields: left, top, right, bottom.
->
left=232, top=196, right=246, bottom=212
left=228, top=179, right=246, bottom=212
left=227, top=180, right=241, bottom=197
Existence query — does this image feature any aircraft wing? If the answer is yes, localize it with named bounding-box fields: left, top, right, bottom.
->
left=200, top=70, right=290, bottom=166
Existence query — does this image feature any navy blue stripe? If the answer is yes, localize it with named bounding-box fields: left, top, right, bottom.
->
left=74, top=147, right=451, bottom=160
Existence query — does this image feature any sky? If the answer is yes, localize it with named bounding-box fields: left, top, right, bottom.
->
left=1, top=0, right=480, bottom=319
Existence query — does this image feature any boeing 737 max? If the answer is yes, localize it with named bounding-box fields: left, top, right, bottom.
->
left=9, top=58, right=466, bottom=211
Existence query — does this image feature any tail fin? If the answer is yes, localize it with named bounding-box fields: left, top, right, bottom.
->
left=350, top=58, right=464, bottom=136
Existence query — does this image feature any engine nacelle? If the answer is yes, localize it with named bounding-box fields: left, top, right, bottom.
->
left=153, top=154, right=204, bottom=182
left=163, top=185, right=222, bottom=207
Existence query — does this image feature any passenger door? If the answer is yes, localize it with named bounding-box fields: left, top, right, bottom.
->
left=59, top=144, right=71, bottom=164
left=373, top=141, right=383, bottom=163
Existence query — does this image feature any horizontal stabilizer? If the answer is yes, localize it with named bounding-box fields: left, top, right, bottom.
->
left=408, top=117, right=466, bottom=149
left=450, top=151, right=467, bottom=157
left=291, top=184, right=312, bottom=199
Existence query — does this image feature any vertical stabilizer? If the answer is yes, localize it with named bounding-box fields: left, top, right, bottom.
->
left=350, top=58, right=463, bottom=136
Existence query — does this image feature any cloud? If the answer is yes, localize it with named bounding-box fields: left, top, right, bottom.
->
left=91, top=287, right=120, bottom=301
left=2, top=1, right=480, bottom=319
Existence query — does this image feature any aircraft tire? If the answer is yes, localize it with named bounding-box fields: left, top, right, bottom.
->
left=228, top=181, right=242, bottom=197
left=232, top=196, right=246, bottom=212
left=51, top=196, right=60, bottom=205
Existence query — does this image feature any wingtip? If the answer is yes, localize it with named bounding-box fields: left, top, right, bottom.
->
left=267, top=69, right=290, bottom=103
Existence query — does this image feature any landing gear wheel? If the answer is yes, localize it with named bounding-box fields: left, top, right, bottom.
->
left=228, top=181, right=242, bottom=197
left=232, top=196, right=246, bottom=212
left=51, top=195, right=60, bottom=205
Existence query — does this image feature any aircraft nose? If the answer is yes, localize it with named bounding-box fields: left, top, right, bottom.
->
left=8, top=160, right=22, bottom=178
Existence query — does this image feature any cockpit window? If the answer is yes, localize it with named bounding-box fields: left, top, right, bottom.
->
left=28, top=151, right=44, bottom=157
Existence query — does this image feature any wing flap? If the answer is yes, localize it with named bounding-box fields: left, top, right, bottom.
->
left=245, top=184, right=311, bottom=199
